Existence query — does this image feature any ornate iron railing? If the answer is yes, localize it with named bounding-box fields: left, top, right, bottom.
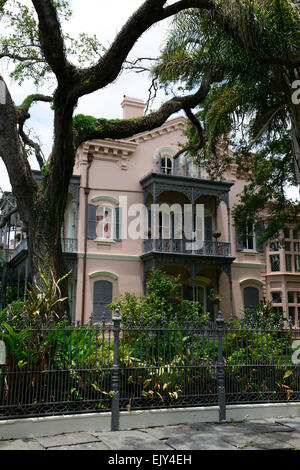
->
left=0, top=312, right=299, bottom=427
left=4, top=238, right=77, bottom=262
left=143, top=238, right=231, bottom=257
left=61, top=238, right=78, bottom=253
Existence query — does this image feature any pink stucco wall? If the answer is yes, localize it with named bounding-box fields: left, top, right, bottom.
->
left=67, top=97, right=299, bottom=323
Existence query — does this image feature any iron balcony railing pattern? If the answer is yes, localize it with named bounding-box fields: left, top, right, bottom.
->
left=4, top=238, right=77, bottom=262
left=61, top=238, right=78, bottom=253
left=0, top=313, right=299, bottom=424
left=143, top=238, right=231, bottom=257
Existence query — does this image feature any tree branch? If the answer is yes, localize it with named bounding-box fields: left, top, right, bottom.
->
left=17, top=94, right=53, bottom=169
left=173, top=108, right=204, bottom=160
left=0, top=76, right=38, bottom=223
left=70, top=0, right=215, bottom=99
left=74, top=73, right=214, bottom=147
left=31, top=0, right=74, bottom=83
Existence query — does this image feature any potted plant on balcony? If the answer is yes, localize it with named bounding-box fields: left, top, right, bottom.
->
left=212, top=230, right=222, bottom=239
left=208, top=288, right=222, bottom=304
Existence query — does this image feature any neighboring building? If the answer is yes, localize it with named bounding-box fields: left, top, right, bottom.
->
left=1, top=97, right=300, bottom=324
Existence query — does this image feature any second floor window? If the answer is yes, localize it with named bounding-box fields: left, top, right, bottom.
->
left=160, top=156, right=173, bottom=174
left=270, top=254, right=280, bottom=272
left=96, top=206, right=114, bottom=240
left=243, top=222, right=255, bottom=251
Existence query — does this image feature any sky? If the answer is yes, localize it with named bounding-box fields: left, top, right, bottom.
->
left=0, top=0, right=299, bottom=202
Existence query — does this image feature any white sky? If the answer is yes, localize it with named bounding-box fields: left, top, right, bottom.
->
left=0, top=0, right=299, bottom=202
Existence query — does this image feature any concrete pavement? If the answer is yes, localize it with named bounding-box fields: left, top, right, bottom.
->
left=1, top=417, right=300, bottom=450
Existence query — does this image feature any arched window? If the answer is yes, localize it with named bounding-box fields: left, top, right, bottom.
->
left=67, top=201, right=77, bottom=239
left=160, top=156, right=173, bottom=174
left=92, top=280, right=113, bottom=323
left=244, top=286, right=260, bottom=313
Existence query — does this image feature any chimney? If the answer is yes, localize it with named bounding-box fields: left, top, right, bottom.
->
left=121, top=96, right=145, bottom=119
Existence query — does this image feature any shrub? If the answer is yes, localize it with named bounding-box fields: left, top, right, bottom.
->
left=109, top=270, right=210, bottom=327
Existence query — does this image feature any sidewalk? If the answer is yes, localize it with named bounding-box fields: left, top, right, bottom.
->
left=1, top=417, right=300, bottom=450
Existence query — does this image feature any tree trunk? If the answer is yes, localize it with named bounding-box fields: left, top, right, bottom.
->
left=26, top=194, right=71, bottom=322
left=291, top=103, right=300, bottom=185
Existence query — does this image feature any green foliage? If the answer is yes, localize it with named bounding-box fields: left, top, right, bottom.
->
left=0, top=0, right=103, bottom=85
left=155, top=1, right=300, bottom=237
left=109, top=270, right=209, bottom=327
left=0, top=268, right=71, bottom=327
left=243, top=300, right=286, bottom=328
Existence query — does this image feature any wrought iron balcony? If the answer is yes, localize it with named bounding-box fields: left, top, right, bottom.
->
left=61, top=238, right=78, bottom=253
left=3, top=238, right=78, bottom=263
left=143, top=238, right=231, bottom=257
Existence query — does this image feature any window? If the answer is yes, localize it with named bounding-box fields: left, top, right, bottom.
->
left=297, top=293, right=300, bottom=304
left=160, top=156, right=173, bottom=174
left=284, top=228, right=290, bottom=239
left=244, top=286, right=260, bottom=312
left=272, top=292, right=282, bottom=304
left=294, top=242, right=300, bottom=252
left=289, top=307, right=295, bottom=326
left=269, top=241, right=279, bottom=252
left=96, top=206, right=114, bottom=240
left=285, top=241, right=291, bottom=251
left=286, top=254, right=292, bottom=271
left=92, top=280, right=113, bottom=324
left=295, top=255, right=300, bottom=272
left=270, top=254, right=280, bottom=272
left=242, top=222, right=256, bottom=251
left=293, top=230, right=299, bottom=240
left=288, top=292, right=295, bottom=303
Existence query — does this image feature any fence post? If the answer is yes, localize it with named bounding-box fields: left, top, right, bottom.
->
left=216, top=310, right=226, bottom=422
left=111, top=309, right=121, bottom=431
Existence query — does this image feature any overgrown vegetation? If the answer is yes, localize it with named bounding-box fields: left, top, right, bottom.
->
left=0, top=270, right=298, bottom=416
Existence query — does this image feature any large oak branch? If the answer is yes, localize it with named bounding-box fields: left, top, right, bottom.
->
left=74, top=74, right=213, bottom=147
left=70, top=0, right=215, bottom=99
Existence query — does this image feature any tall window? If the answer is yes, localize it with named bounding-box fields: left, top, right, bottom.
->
left=92, top=280, right=113, bottom=323
left=270, top=254, right=280, bottom=272
left=244, top=286, right=260, bottom=312
left=243, top=222, right=256, bottom=251
left=96, top=206, right=114, bottom=240
left=160, top=156, right=173, bottom=174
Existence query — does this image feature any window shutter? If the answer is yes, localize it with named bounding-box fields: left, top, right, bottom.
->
left=255, top=221, right=264, bottom=252
left=236, top=228, right=244, bottom=251
left=114, top=207, right=122, bottom=241
left=88, top=204, right=97, bottom=239
left=204, top=216, right=212, bottom=241
left=92, top=280, right=113, bottom=323
left=244, top=286, right=259, bottom=312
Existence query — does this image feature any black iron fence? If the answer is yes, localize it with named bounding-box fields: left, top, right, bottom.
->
left=0, top=311, right=300, bottom=430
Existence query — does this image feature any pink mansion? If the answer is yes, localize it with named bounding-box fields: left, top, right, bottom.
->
left=1, top=97, right=300, bottom=324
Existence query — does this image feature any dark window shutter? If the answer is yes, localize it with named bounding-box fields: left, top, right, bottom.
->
left=255, top=221, right=264, bottom=252
left=88, top=204, right=97, bottom=239
left=205, top=286, right=215, bottom=321
left=204, top=216, right=212, bottom=241
left=114, top=207, right=122, bottom=241
left=92, top=280, right=113, bottom=323
left=244, top=286, right=259, bottom=312
left=183, top=285, right=193, bottom=301
left=236, top=228, right=244, bottom=251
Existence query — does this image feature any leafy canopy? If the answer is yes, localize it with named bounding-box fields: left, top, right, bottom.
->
left=155, top=0, right=300, bottom=239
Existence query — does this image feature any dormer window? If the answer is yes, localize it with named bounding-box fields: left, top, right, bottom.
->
left=160, top=156, right=173, bottom=174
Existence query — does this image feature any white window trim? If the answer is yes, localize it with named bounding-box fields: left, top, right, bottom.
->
left=160, top=154, right=173, bottom=174
left=242, top=223, right=257, bottom=253
left=95, top=205, right=115, bottom=242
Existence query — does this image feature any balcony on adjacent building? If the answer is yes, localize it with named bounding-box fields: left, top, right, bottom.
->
left=4, top=237, right=78, bottom=263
